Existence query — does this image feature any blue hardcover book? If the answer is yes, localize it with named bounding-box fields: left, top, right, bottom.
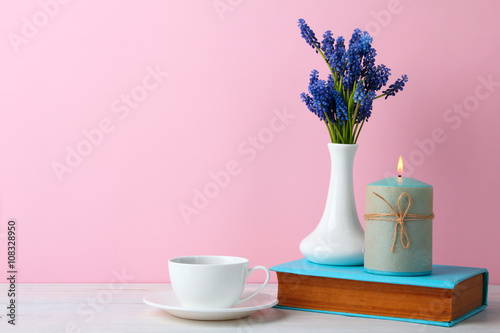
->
left=271, top=259, right=488, bottom=327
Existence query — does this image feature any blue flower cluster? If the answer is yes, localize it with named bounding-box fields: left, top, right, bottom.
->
left=298, top=18, right=408, bottom=128
left=356, top=90, right=376, bottom=122
left=382, top=75, right=409, bottom=99
left=300, top=70, right=348, bottom=126
left=298, top=19, right=320, bottom=51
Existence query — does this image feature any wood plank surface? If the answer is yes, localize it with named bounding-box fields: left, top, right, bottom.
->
left=0, top=283, right=498, bottom=332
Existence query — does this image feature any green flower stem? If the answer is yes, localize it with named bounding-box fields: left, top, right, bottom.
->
left=351, top=102, right=361, bottom=129
left=316, top=47, right=338, bottom=86
left=352, top=102, right=362, bottom=142
left=374, top=93, right=387, bottom=100
left=354, top=118, right=366, bottom=143
left=352, top=121, right=360, bottom=140
left=325, top=123, right=335, bottom=142
left=347, top=89, right=355, bottom=113
left=338, top=75, right=345, bottom=99
left=332, top=122, right=345, bottom=144
left=324, top=114, right=336, bottom=142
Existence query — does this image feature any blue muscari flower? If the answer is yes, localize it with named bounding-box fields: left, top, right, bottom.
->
left=309, top=68, right=320, bottom=83
left=358, top=32, right=373, bottom=56
left=301, top=91, right=322, bottom=120
left=376, top=65, right=391, bottom=87
left=333, top=90, right=348, bottom=125
left=342, top=29, right=371, bottom=91
left=382, top=74, right=409, bottom=99
left=364, top=64, right=391, bottom=91
left=328, top=75, right=348, bottom=125
left=357, top=90, right=376, bottom=122
left=330, top=36, right=346, bottom=75
left=310, top=86, right=335, bottom=122
left=301, top=70, right=335, bottom=122
left=300, top=92, right=315, bottom=115
left=353, top=84, right=367, bottom=103
left=300, top=72, right=323, bottom=120
left=348, top=28, right=362, bottom=47
left=361, top=48, right=376, bottom=77
left=301, top=71, right=351, bottom=125
left=298, top=19, right=320, bottom=51
left=342, top=46, right=362, bottom=92
left=321, top=30, right=335, bottom=62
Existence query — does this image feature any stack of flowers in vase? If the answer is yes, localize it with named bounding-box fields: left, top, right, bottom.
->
left=296, top=19, right=408, bottom=265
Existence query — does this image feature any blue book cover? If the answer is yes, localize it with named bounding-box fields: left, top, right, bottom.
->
left=271, top=259, right=488, bottom=327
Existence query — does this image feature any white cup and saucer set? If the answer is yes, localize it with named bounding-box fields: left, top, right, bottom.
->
left=143, top=255, right=278, bottom=320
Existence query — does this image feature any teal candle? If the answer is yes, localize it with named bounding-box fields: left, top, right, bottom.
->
left=364, top=176, right=434, bottom=276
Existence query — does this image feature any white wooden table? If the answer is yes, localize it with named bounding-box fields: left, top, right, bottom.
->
left=0, top=284, right=498, bottom=332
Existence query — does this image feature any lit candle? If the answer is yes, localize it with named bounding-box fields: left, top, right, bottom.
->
left=397, top=156, right=403, bottom=184
left=364, top=157, right=434, bottom=276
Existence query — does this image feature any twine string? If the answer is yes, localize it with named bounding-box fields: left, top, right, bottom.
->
left=364, top=192, right=434, bottom=252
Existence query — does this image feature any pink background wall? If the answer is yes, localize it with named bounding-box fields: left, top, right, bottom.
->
left=1, top=0, right=499, bottom=284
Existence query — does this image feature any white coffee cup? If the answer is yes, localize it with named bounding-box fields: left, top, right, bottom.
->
left=168, top=255, right=271, bottom=309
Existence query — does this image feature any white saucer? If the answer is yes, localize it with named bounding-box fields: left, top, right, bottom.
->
left=143, top=290, right=278, bottom=321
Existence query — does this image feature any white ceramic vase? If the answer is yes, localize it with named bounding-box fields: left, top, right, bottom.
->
left=300, top=143, right=365, bottom=266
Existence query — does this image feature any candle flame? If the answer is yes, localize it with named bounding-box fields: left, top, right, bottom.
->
left=397, top=156, right=403, bottom=175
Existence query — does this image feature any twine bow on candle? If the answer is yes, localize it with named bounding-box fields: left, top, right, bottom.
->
left=364, top=192, right=434, bottom=252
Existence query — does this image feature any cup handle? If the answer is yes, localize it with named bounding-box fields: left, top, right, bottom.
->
left=235, top=266, right=271, bottom=306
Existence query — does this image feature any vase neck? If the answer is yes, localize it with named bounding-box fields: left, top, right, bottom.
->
left=328, top=144, right=357, bottom=173
left=319, top=143, right=359, bottom=228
